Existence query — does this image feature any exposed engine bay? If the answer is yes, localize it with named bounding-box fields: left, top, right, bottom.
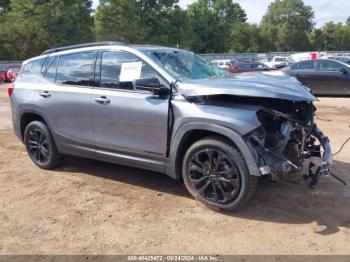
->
left=203, top=95, right=333, bottom=187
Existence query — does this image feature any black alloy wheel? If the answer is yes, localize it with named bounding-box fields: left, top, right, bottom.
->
left=24, top=121, right=61, bottom=169
left=26, top=128, right=51, bottom=165
left=182, top=137, right=258, bottom=211
left=187, top=148, right=241, bottom=204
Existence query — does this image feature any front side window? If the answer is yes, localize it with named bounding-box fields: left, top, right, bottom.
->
left=319, top=60, right=344, bottom=71
left=56, top=52, right=96, bottom=86
left=100, top=51, right=159, bottom=90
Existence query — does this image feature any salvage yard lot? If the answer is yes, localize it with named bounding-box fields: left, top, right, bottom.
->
left=0, top=84, right=349, bottom=255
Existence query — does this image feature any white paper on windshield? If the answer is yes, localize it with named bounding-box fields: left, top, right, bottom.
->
left=119, top=62, right=142, bottom=82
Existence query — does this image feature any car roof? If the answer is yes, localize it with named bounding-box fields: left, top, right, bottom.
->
left=23, top=42, right=179, bottom=84
left=24, top=42, right=183, bottom=64
left=130, top=45, right=181, bottom=52
left=292, top=59, right=350, bottom=69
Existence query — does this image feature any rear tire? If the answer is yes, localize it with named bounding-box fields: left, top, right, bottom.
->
left=24, top=121, right=61, bottom=169
left=182, top=137, right=257, bottom=211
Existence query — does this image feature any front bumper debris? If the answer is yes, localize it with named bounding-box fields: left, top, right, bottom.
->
left=309, top=125, right=332, bottom=187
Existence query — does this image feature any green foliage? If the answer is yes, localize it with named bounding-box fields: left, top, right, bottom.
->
left=95, top=0, right=145, bottom=43
left=0, top=0, right=94, bottom=60
left=186, top=0, right=247, bottom=53
left=95, top=0, right=185, bottom=47
left=260, top=0, right=314, bottom=51
left=310, top=22, right=350, bottom=51
left=1, top=0, right=350, bottom=60
left=230, top=23, right=268, bottom=53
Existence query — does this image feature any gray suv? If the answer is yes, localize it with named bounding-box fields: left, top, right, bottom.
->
left=9, top=42, right=332, bottom=210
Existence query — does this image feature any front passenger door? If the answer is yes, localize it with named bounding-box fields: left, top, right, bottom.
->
left=316, top=60, right=350, bottom=95
left=91, top=51, right=170, bottom=169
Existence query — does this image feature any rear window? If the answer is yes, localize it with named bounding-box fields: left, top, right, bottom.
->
left=56, top=52, right=97, bottom=86
left=275, top=57, right=286, bottom=62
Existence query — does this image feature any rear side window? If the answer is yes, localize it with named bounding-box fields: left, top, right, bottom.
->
left=56, top=52, right=96, bottom=86
left=292, top=60, right=315, bottom=70
left=21, top=58, right=44, bottom=76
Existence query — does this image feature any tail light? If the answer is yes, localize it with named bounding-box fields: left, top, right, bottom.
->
left=7, top=85, right=14, bottom=96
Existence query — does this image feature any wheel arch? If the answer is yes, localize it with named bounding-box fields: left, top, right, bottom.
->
left=19, top=110, right=51, bottom=141
left=166, top=122, right=260, bottom=180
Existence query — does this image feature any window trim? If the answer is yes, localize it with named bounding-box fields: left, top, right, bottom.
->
left=43, top=56, right=59, bottom=81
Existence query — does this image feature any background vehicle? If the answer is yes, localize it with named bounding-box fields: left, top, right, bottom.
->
left=0, top=61, right=22, bottom=82
left=211, top=59, right=236, bottom=69
left=283, top=59, right=350, bottom=96
left=9, top=42, right=332, bottom=211
left=6, top=67, right=20, bottom=82
left=288, top=52, right=319, bottom=63
left=226, top=62, right=270, bottom=73
left=255, top=54, right=268, bottom=62
left=263, top=56, right=288, bottom=69
left=320, top=54, right=350, bottom=65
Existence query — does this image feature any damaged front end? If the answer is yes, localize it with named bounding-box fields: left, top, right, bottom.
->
left=177, top=73, right=333, bottom=187
left=245, top=100, right=332, bottom=187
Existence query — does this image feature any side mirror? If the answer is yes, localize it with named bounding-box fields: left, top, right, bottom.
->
left=340, top=68, right=348, bottom=74
left=133, top=78, right=167, bottom=95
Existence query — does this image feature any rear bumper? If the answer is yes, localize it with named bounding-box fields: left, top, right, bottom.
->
left=10, top=99, right=22, bottom=142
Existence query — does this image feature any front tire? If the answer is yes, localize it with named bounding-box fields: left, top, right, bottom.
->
left=182, top=137, right=257, bottom=211
left=24, top=121, right=61, bottom=169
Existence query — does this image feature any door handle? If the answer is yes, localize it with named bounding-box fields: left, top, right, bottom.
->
left=39, top=91, right=51, bottom=98
left=94, top=96, right=110, bottom=105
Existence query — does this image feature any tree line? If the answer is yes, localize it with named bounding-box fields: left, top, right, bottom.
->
left=1, top=0, right=350, bottom=60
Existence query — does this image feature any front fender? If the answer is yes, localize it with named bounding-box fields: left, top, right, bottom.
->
left=166, top=122, right=260, bottom=179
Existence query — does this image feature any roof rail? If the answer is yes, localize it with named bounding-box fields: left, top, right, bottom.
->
left=41, top=41, right=127, bottom=55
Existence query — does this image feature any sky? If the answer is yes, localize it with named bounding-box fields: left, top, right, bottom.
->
left=92, top=0, right=350, bottom=28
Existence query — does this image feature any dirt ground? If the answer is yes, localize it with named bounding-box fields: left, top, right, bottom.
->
left=0, top=84, right=349, bottom=255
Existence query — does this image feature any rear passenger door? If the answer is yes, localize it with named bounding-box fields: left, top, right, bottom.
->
left=37, top=52, right=97, bottom=156
left=289, top=60, right=317, bottom=91
left=91, top=51, right=169, bottom=169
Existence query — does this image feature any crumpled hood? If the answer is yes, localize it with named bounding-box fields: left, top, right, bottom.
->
left=177, top=72, right=316, bottom=102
